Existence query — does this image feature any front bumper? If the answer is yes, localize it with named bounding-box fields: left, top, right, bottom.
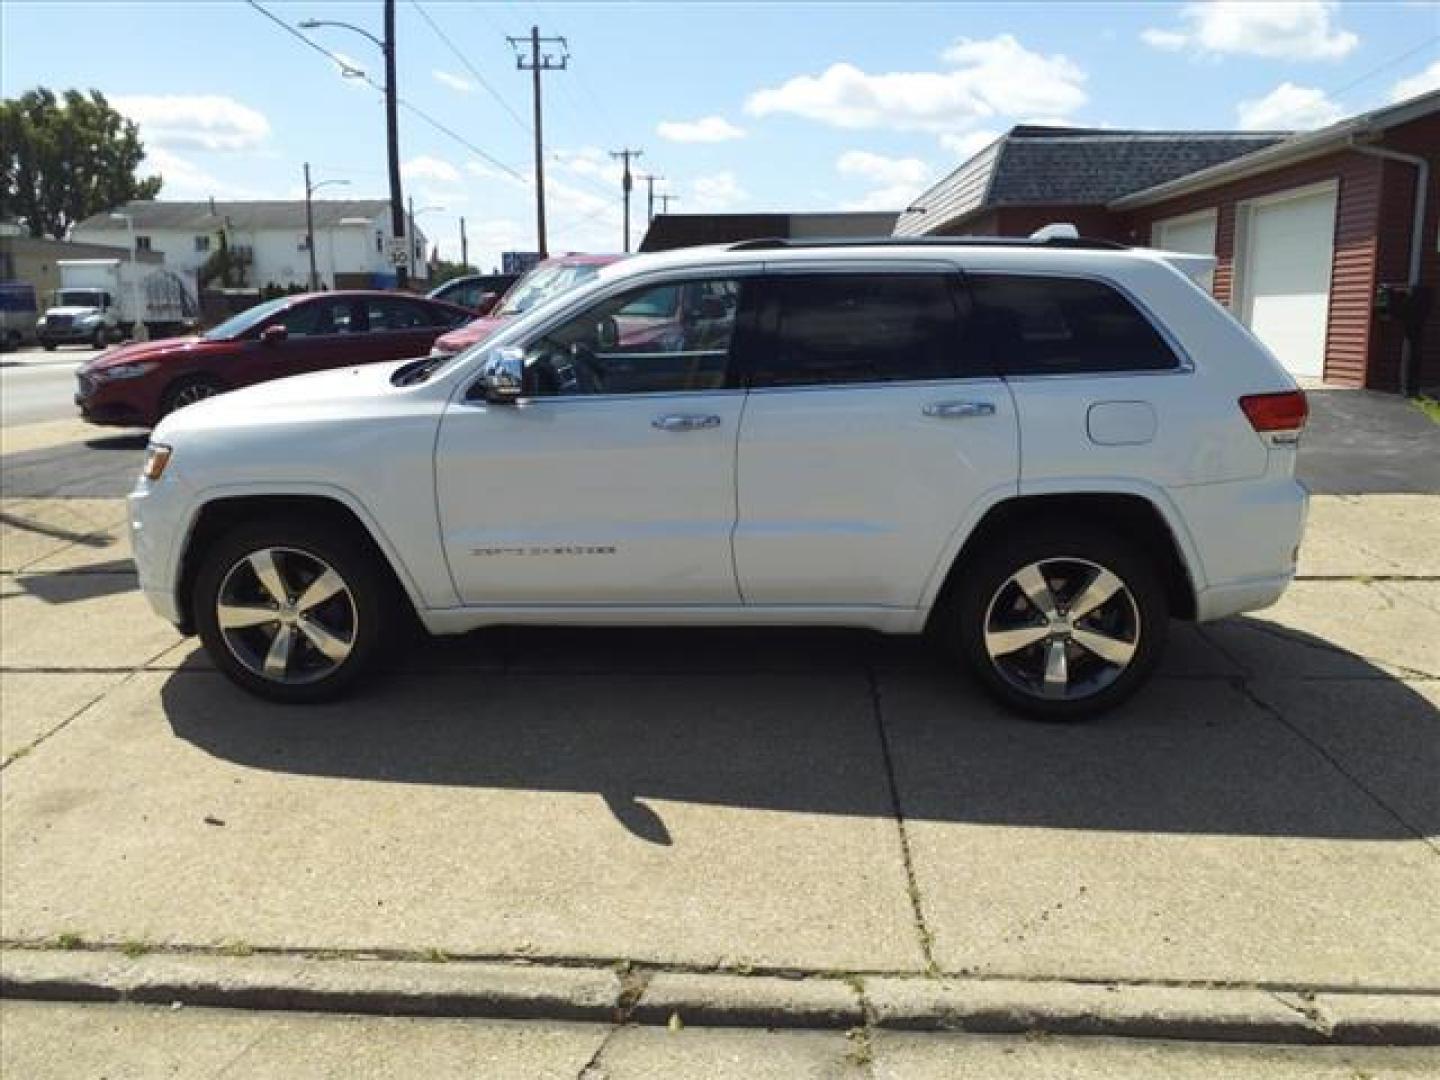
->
left=75, top=372, right=152, bottom=427
left=128, top=473, right=192, bottom=629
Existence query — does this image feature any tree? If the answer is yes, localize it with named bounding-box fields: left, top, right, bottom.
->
left=1, top=88, right=162, bottom=239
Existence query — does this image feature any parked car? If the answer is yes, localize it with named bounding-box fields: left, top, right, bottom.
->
left=129, top=234, right=1309, bottom=718
left=75, top=290, right=472, bottom=428
left=429, top=253, right=622, bottom=357
left=0, top=282, right=38, bottom=350
left=426, top=273, right=520, bottom=315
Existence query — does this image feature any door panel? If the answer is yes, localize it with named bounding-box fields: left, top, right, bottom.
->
left=735, top=381, right=1018, bottom=606
left=436, top=394, right=744, bottom=604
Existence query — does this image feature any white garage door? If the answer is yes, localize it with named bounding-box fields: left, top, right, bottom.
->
left=1154, top=210, right=1218, bottom=292
left=1237, top=183, right=1338, bottom=379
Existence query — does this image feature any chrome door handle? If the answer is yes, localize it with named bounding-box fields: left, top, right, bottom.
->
left=923, top=400, right=996, bottom=419
left=652, top=413, right=722, bottom=432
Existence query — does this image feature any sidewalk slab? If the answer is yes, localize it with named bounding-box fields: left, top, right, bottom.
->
left=0, top=497, right=128, bottom=572
left=1202, top=579, right=1440, bottom=679
left=877, top=672, right=1440, bottom=987
left=1, top=669, right=923, bottom=973
left=0, top=570, right=175, bottom=669
left=1300, top=494, right=1440, bottom=578
left=0, top=670, right=129, bottom=762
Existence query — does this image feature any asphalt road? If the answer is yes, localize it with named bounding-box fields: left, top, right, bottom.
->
left=0, top=349, right=89, bottom=427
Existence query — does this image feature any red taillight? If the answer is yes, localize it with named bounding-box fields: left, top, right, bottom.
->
left=1240, top=390, right=1308, bottom=433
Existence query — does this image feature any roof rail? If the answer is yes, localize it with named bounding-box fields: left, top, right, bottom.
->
left=727, top=235, right=1129, bottom=252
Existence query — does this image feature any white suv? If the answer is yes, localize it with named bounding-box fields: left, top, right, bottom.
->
left=129, top=236, right=1308, bottom=718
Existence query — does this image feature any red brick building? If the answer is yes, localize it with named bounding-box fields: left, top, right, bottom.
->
left=896, top=91, right=1439, bottom=394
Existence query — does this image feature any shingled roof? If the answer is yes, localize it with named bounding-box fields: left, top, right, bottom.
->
left=894, top=127, right=1288, bottom=236
left=74, top=199, right=393, bottom=234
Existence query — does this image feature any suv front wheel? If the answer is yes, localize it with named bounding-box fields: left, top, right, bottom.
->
left=193, top=518, right=391, bottom=702
left=948, top=524, right=1167, bottom=720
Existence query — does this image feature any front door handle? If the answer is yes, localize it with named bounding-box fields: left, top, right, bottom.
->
left=923, top=400, right=996, bottom=419
left=652, top=413, right=722, bottom=432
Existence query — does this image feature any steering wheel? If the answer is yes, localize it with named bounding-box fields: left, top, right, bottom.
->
left=558, top=342, right=606, bottom=394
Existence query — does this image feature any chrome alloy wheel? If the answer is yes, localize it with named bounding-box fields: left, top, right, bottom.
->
left=215, top=547, right=358, bottom=685
left=983, top=557, right=1140, bottom=701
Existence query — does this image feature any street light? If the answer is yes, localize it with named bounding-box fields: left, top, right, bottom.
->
left=303, top=164, right=350, bottom=290
left=407, top=200, right=444, bottom=282
left=299, top=4, right=407, bottom=288
left=109, top=211, right=145, bottom=342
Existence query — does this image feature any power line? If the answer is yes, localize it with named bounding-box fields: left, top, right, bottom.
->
left=245, top=0, right=530, bottom=186
left=1326, top=35, right=1440, bottom=103
left=410, top=1, right=531, bottom=134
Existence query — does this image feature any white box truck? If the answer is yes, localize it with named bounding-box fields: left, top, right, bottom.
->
left=37, top=259, right=198, bottom=350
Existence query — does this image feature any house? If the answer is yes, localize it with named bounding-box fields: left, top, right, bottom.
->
left=70, top=199, right=431, bottom=291
left=897, top=90, right=1439, bottom=394
left=640, top=211, right=900, bottom=252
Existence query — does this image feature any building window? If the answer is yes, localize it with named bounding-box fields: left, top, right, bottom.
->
left=194, top=235, right=211, bottom=253
left=376, top=231, right=384, bottom=254
left=135, top=236, right=152, bottom=252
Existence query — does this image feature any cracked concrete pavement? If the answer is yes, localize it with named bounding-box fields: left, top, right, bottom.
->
left=2, top=418, right=1438, bottom=1067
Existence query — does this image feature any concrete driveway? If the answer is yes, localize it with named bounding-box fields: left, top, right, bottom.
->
left=3, top=419, right=1438, bottom=1016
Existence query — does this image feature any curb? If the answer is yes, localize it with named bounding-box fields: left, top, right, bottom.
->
left=4, top=949, right=1439, bottom=1046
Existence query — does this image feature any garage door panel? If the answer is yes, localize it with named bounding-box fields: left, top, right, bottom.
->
left=1240, top=186, right=1337, bottom=379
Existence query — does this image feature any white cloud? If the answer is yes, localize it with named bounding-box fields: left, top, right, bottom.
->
left=656, top=115, right=746, bottom=143
left=745, top=34, right=1086, bottom=135
left=402, top=155, right=461, bottom=184
left=1142, top=2, right=1358, bottom=61
left=111, top=94, right=270, bottom=152
left=331, top=52, right=371, bottom=89
left=939, top=129, right=1002, bottom=160
left=1236, top=82, right=1344, bottom=129
left=143, top=148, right=255, bottom=199
left=552, top=146, right=624, bottom=185
left=688, top=171, right=747, bottom=212
left=433, top=69, right=475, bottom=93
left=1390, top=59, right=1440, bottom=102
left=836, top=150, right=930, bottom=188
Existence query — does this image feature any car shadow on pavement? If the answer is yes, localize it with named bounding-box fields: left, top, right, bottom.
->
left=14, top=561, right=137, bottom=602
left=1, top=436, right=146, bottom=499
left=161, top=623, right=1437, bottom=845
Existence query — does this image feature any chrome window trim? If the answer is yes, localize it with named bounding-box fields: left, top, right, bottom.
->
left=966, top=269, right=1196, bottom=378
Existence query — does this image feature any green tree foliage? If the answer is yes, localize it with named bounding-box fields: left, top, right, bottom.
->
left=1, top=88, right=162, bottom=239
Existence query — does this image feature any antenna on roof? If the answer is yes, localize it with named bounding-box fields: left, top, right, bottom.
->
left=1030, top=222, right=1079, bottom=241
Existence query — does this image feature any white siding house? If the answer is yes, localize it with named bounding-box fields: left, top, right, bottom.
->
left=71, top=200, right=430, bottom=289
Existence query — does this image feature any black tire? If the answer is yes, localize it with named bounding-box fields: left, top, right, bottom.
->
left=944, top=523, right=1168, bottom=721
left=160, top=375, right=225, bottom=417
left=193, top=517, right=392, bottom=703
left=42, top=341, right=56, bottom=352
left=92, top=327, right=107, bottom=349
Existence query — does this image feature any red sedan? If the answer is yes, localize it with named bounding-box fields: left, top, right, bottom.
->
left=75, top=290, right=473, bottom=428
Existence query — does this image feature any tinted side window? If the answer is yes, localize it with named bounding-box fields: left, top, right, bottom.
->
left=367, top=298, right=434, bottom=331
left=751, top=274, right=964, bottom=388
left=275, top=299, right=357, bottom=336
left=969, top=275, right=1180, bottom=375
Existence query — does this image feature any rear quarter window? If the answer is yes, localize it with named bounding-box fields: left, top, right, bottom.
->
left=968, top=274, right=1181, bottom=375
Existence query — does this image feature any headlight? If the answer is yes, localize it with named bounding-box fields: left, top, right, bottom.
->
left=93, top=362, right=158, bottom=382
left=141, top=443, right=173, bottom=481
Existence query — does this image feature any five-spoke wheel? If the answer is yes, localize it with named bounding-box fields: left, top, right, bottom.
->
left=194, top=519, right=389, bottom=702
left=950, top=525, right=1166, bottom=719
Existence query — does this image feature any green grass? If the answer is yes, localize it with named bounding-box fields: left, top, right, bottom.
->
left=55, top=932, right=84, bottom=950
left=1414, top=396, right=1440, bottom=425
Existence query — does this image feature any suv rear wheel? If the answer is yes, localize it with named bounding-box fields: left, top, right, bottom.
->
left=193, top=518, right=391, bottom=702
left=947, top=524, right=1167, bottom=720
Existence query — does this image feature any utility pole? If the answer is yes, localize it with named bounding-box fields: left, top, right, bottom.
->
left=610, top=148, right=642, bottom=253
left=657, top=193, right=680, bottom=215
left=407, top=195, right=415, bottom=280
left=383, top=0, right=406, bottom=289
left=460, top=216, right=468, bottom=272
left=641, top=173, right=663, bottom=224
left=509, top=26, right=568, bottom=258
left=303, top=163, right=349, bottom=290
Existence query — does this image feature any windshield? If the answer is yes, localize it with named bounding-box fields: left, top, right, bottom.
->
left=201, top=296, right=294, bottom=341
left=56, top=289, right=107, bottom=309
left=495, top=264, right=601, bottom=317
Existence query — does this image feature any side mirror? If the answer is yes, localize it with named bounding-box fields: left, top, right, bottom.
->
left=478, top=346, right=524, bottom=403
left=260, top=324, right=289, bottom=345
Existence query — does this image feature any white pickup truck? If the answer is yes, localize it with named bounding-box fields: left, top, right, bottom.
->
left=37, top=259, right=197, bottom=349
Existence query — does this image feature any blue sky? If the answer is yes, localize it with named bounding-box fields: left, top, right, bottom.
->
left=3, top=1, right=1437, bottom=271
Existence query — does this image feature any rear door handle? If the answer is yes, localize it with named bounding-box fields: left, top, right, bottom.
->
left=923, top=400, right=996, bottom=419
left=652, top=413, right=722, bottom=432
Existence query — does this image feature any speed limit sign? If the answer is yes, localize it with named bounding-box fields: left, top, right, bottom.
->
left=389, top=237, right=410, bottom=266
